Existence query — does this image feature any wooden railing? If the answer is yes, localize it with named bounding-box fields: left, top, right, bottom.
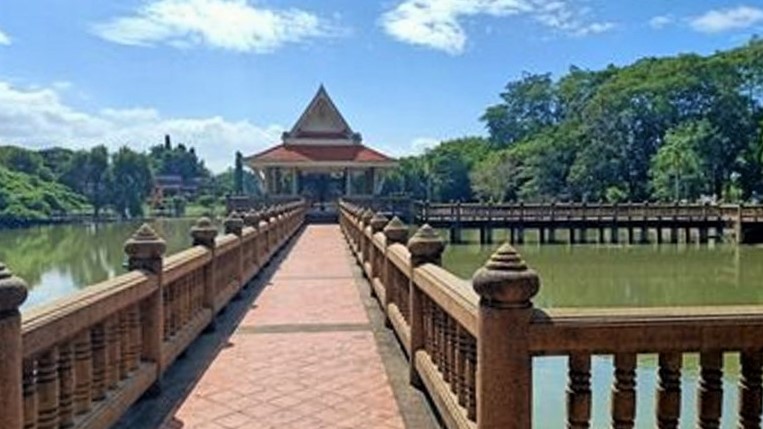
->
left=340, top=200, right=763, bottom=429
left=0, top=201, right=306, bottom=429
left=414, top=201, right=763, bottom=223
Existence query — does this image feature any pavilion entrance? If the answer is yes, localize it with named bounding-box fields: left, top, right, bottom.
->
left=298, top=170, right=346, bottom=207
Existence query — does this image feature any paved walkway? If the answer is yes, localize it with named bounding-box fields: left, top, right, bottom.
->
left=158, top=225, right=419, bottom=429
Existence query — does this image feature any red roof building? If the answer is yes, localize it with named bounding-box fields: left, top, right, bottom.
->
left=246, top=86, right=396, bottom=200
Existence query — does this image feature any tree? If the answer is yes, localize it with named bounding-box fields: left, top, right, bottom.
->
left=234, top=151, right=244, bottom=195
left=650, top=121, right=706, bottom=201
left=470, top=149, right=521, bottom=202
left=111, top=147, right=153, bottom=218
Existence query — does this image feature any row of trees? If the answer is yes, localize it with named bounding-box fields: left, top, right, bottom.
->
left=384, top=38, right=763, bottom=203
left=0, top=137, right=259, bottom=225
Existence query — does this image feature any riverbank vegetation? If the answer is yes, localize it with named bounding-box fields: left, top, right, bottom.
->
left=0, top=138, right=256, bottom=226
left=384, top=38, right=763, bottom=203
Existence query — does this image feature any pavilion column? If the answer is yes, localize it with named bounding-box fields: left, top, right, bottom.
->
left=291, top=169, right=298, bottom=196
left=345, top=168, right=351, bottom=196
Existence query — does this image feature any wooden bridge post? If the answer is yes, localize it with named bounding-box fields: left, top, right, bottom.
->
left=472, top=244, right=539, bottom=429
left=124, top=224, right=166, bottom=386
left=640, top=202, right=649, bottom=244
left=191, top=217, right=219, bottom=330
left=580, top=202, right=587, bottom=244
left=736, top=204, right=745, bottom=244
left=549, top=201, right=557, bottom=244
left=517, top=202, right=525, bottom=245
left=671, top=202, right=679, bottom=244
left=568, top=203, right=576, bottom=245
left=224, top=212, right=245, bottom=296
left=611, top=202, right=619, bottom=244
left=0, top=263, right=27, bottom=429
left=699, top=203, right=709, bottom=244
left=626, top=202, right=635, bottom=244
left=408, top=225, right=445, bottom=387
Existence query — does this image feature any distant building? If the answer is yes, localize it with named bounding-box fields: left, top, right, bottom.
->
left=245, top=86, right=396, bottom=205
left=154, top=174, right=202, bottom=197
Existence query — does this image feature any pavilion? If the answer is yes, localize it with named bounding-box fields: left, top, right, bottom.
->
left=245, top=86, right=396, bottom=205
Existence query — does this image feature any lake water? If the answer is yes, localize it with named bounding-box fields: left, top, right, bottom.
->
left=2, top=222, right=759, bottom=426
left=442, top=229, right=762, bottom=428
left=0, top=218, right=200, bottom=311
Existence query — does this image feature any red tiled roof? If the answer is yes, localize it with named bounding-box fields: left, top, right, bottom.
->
left=248, top=144, right=395, bottom=164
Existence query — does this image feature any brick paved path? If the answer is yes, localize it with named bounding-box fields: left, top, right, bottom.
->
left=160, top=225, right=408, bottom=429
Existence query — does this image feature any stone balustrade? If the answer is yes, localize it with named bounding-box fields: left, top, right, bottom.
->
left=340, top=199, right=763, bottom=429
left=0, top=200, right=306, bottom=429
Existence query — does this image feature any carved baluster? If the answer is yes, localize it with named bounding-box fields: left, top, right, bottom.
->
left=698, top=351, right=723, bottom=429
left=73, top=330, right=92, bottom=415
left=567, top=353, right=591, bottom=429
left=612, top=353, right=637, bottom=429
left=58, top=342, right=74, bottom=428
left=91, top=323, right=106, bottom=402
left=455, top=324, right=465, bottom=407
left=23, top=359, right=37, bottom=429
left=105, top=316, right=120, bottom=387
left=442, top=313, right=452, bottom=385
left=37, top=348, right=59, bottom=429
left=118, top=312, right=129, bottom=379
left=656, top=352, right=681, bottom=429
left=432, top=306, right=441, bottom=367
left=423, top=297, right=433, bottom=356
left=739, top=350, right=762, bottom=429
left=127, top=304, right=141, bottom=371
left=162, top=287, right=171, bottom=340
left=168, top=283, right=177, bottom=336
left=464, top=334, right=477, bottom=422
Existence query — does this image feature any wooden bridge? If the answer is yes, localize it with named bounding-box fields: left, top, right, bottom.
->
left=344, top=198, right=763, bottom=245
left=3, top=199, right=763, bottom=429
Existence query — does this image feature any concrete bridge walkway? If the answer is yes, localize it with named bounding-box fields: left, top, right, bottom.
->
left=124, top=224, right=436, bottom=429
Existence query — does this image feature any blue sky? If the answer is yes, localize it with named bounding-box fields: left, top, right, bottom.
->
left=0, top=0, right=762, bottom=172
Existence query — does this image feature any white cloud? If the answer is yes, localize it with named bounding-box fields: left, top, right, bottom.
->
left=0, top=29, right=11, bottom=46
left=690, top=6, right=763, bottom=34
left=380, top=0, right=614, bottom=55
left=92, top=0, right=339, bottom=53
left=648, top=15, right=673, bottom=29
left=0, top=81, right=284, bottom=172
left=410, top=137, right=440, bottom=154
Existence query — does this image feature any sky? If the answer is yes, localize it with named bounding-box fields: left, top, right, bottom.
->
left=0, top=0, right=762, bottom=172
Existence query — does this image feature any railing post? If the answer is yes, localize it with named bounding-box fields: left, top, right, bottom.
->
left=191, top=217, right=218, bottom=329
left=124, top=224, right=166, bottom=381
left=224, top=212, right=245, bottom=294
left=472, top=243, right=540, bottom=429
left=369, top=212, right=389, bottom=283
left=0, top=263, right=27, bottom=429
left=360, top=209, right=374, bottom=268
left=383, top=217, right=409, bottom=326
left=407, top=225, right=445, bottom=387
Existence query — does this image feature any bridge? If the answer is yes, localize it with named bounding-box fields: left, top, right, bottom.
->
left=341, top=198, right=763, bottom=245
left=2, top=200, right=763, bottom=429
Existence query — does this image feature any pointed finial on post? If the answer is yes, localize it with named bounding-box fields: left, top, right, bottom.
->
left=383, top=216, right=409, bottom=245
left=361, top=208, right=374, bottom=227
left=472, top=243, right=539, bottom=308
left=124, top=224, right=166, bottom=274
left=191, top=217, right=218, bottom=248
left=407, top=224, right=446, bottom=266
left=0, top=263, right=27, bottom=313
left=243, top=210, right=259, bottom=228
left=224, top=211, right=244, bottom=236
left=370, top=212, right=389, bottom=234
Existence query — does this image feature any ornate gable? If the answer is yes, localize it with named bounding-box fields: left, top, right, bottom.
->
left=283, top=85, right=361, bottom=145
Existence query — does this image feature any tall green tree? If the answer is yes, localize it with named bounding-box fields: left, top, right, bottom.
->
left=650, top=121, right=707, bottom=201
left=111, top=147, right=153, bottom=218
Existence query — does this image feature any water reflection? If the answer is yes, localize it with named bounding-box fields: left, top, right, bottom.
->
left=0, top=219, right=201, bottom=311
left=442, top=230, right=763, bottom=308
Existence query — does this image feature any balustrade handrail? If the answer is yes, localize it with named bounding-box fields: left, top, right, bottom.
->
left=338, top=198, right=763, bottom=429
left=0, top=199, right=308, bottom=429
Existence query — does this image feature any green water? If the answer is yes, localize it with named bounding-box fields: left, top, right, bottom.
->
left=442, top=230, right=760, bottom=428
left=0, top=219, right=201, bottom=311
